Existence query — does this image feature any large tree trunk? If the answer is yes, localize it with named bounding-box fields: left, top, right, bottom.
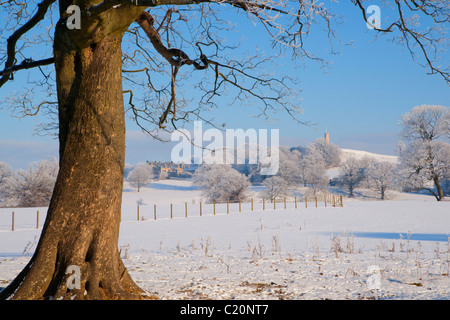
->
left=433, top=175, right=444, bottom=201
left=0, top=7, right=149, bottom=299
left=349, top=185, right=354, bottom=197
left=426, top=144, right=445, bottom=201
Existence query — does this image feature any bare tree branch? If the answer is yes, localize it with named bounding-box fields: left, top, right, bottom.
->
left=0, top=57, right=54, bottom=77
left=352, top=0, right=450, bottom=83
left=2, top=0, right=449, bottom=140
left=137, top=11, right=209, bottom=69
left=0, top=0, right=56, bottom=88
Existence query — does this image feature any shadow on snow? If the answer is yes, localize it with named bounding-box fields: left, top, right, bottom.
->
left=321, top=231, right=449, bottom=242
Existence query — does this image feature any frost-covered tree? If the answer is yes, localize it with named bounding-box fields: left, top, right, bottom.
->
left=366, top=162, right=396, bottom=200
left=2, top=159, right=58, bottom=207
left=303, top=151, right=329, bottom=195
left=297, top=157, right=309, bottom=187
left=127, top=162, right=154, bottom=192
left=277, top=147, right=302, bottom=186
left=193, top=164, right=251, bottom=203
left=335, top=157, right=375, bottom=196
left=0, top=162, right=12, bottom=182
left=0, top=162, right=13, bottom=205
left=306, top=138, right=341, bottom=169
left=261, top=176, right=289, bottom=201
left=398, top=140, right=450, bottom=201
left=400, top=105, right=449, bottom=142
left=158, top=170, right=169, bottom=180
left=2, top=0, right=450, bottom=301
left=398, top=105, right=450, bottom=201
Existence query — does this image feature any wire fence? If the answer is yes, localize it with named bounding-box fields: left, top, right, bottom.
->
left=0, top=194, right=343, bottom=231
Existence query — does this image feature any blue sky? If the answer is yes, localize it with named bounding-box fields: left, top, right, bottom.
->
left=0, top=2, right=449, bottom=169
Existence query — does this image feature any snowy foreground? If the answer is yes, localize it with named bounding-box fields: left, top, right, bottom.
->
left=0, top=180, right=449, bottom=300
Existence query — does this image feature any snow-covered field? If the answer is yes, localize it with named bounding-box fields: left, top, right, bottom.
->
left=340, top=148, right=399, bottom=164
left=1, top=179, right=449, bottom=300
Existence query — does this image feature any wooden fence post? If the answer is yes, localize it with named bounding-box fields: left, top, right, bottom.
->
left=170, top=204, right=173, bottom=219
left=274, top=198, right=276, bottom=210
left=137, top=205, right=140, bottom=221
left=340, top=195, right=343, bottom=207
left=315, top=196, right=318, bottom=208
left=295, top=197, right=297, bottom=209
left=324, top=195, right=327, bottom=208
left=305, top=197, right=308, bottom=208
left=154, top=204, right=157, bottom=220
left=213, top=201, right=216, bottom=215
left=263, top=198, right=265, bottom=210
left=251, top=198, right=253, bottom=211
left=227, top=200, right=229, bottom=214
left=200, top=202, right=202, bottom=217
left=12, top=211, right=15, bottom=231
left=185, top=203, right=188, bottom=218
left=284, top=197, right=286, bottom=209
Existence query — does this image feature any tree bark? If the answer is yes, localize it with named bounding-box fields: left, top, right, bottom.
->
left=426, top=144, right=445, bottom=201
left=433, top=175, right=444, bottom=201
left=0, top=6, right=150, bottom=300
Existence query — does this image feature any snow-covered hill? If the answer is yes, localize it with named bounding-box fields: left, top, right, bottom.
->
left=327, top=148, right=399, bottom=180
left=339, top=148, right=398, bottom=164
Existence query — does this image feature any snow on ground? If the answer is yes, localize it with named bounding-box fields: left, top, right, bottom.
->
left=1, top=180, right=449, bottom=300
left=340, top=148, right=399, bottom=164
left=327, top=148, right=399, bottom=181
left=122, top=179, right=202, bottom=206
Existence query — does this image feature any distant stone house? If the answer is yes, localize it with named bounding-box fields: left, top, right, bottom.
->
left=146, top=161, right=195, bottom=178
left=174, top=164, right=184, bottom=175
left=160, top=165, right=171, bottom=174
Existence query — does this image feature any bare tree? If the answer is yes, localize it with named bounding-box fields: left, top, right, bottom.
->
left=306, top=138, right=341, bottom=169
left=277, top=147, right=302, bottom=186
left=303, top=151, right=329, bottom=195
left=1, top=158, right=58, bottom=207
left=398, top=139, right=450, bottom=201
left=398, top=105, right=450, bottom=200
left=297, top=156, right=309, bottom=188
left=335, top=157, right=375, bottom=196
left=261, top=176, right=289, bottom=202
left=126, top=162, right=154, bottom=192
left=0, top=0, right=449, bottom=300
left=193, top=164, right=250, bottom=203
left=0, top=162, right=13, bottom=206
left=366, top=161, right=395, bottom=200
left=400, top=105, right=450, bottom=142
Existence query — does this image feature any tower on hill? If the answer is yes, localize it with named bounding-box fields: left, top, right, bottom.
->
left=324, top=131, right=330, bottom=144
